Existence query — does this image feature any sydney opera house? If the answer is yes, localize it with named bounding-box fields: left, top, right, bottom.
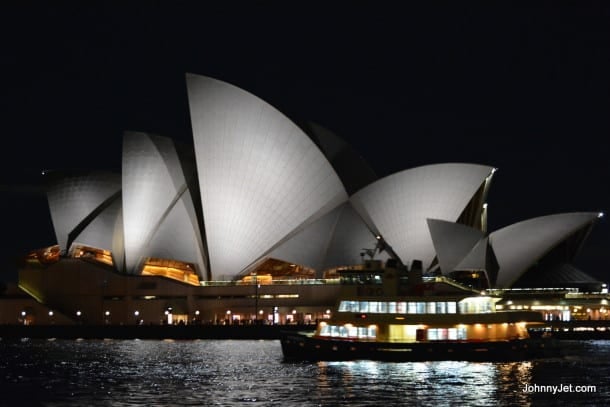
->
left=6, top=74, right=608, bottom=326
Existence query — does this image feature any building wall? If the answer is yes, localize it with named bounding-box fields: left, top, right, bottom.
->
left=18, top=259, right=340, bottom=325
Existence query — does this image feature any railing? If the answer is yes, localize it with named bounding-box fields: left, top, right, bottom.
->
left=200, top=278, right=341, bottom=287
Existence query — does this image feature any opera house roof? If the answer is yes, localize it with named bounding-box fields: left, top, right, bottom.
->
left=42, top=74, right=603, bottom=288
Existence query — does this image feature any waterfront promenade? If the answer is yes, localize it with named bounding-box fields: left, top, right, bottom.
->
left=2, top=320, right=610, bottom=340
left=0, top=323, right=315, bottom=340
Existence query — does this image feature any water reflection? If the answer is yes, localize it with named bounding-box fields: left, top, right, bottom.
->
left=0, top=339, right=608, bottom=406
left=316, top=360, right=535, bottom=406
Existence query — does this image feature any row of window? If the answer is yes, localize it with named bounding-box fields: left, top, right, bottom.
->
left=319, top=324, right=377, bottom=339
left=338, top=300, right=458, bottom=314
left=427, top=328, right=467, bottom=341
left=319, top=325, right=469, bottom=341
left=458, top=298, right=494, bottom=314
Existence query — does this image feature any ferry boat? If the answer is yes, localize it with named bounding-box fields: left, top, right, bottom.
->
left=281, top=259, right=557, bottom=362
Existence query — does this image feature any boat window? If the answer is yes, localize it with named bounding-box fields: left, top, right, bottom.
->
left=447, top=302, right=457, bottom=314
left=407, top=302, right=417, bottom=314
left=339, top=300, right=360, bottom=312
left=427, top=328, right=449, bottom=340
left=357, top=327, right=367, bottom=337
left=367, top=325, right=377, bottom=339
left=457, top=327, right=467, bottom=339
left=448, top=328, right=457, bottom=340
left=427, top=328, right=466, bottom=341
left=339, top=300, right=459, bottom=315
left=458, top=297, right=493, bottom=314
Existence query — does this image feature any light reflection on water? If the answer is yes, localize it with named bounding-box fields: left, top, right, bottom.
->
left=0, top=339, right=608, bottom=406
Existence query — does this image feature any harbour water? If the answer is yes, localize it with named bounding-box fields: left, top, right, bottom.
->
left=1, top=339, right=609, bottom=406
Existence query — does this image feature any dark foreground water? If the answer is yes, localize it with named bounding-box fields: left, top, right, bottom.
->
left=1, top=339, right=609, bottom=406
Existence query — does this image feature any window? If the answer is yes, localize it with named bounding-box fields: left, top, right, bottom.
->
left=427, top=328, right=450, bottom=340
left=341, top=301, right=359, bottom=312
left=407, top=302, right=417, bottom=314
left=447, top=302, right=457, bottom=314
left=436, top=302, right=446, bottom=314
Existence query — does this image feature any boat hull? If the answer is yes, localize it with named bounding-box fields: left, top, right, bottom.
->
left=281, top=332, right=559, bottom=362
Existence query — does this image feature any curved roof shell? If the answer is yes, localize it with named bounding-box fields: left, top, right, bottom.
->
left=490, top=212, right=600, bottom=288
left=186, top=74, right=348, bottom=279
left=71, top=197, right=123, bottom=256
left=427, top=218, right=484, bottom=275
left=265, top=202, right=386, bottom=276
left=349, top=163, right=494, bottom=269
left=47, top=171, right=121, bottom=254
left=121, top=132, right=207, bottom=276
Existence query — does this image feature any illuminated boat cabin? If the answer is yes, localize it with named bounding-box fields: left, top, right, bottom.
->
left=315, top=260, right=542, bottom=343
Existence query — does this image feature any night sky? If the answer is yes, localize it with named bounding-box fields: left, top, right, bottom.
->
left=2, top=2, right=609, bottom=282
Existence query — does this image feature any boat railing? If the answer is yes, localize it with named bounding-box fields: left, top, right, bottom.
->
left=423, top=276, right=481, bottom=293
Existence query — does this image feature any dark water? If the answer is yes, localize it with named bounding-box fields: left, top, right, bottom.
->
left=1, top=339, right=609, bottom=406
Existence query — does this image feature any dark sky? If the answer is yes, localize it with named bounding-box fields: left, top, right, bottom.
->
left=2, top=2, right=609, bottom=282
